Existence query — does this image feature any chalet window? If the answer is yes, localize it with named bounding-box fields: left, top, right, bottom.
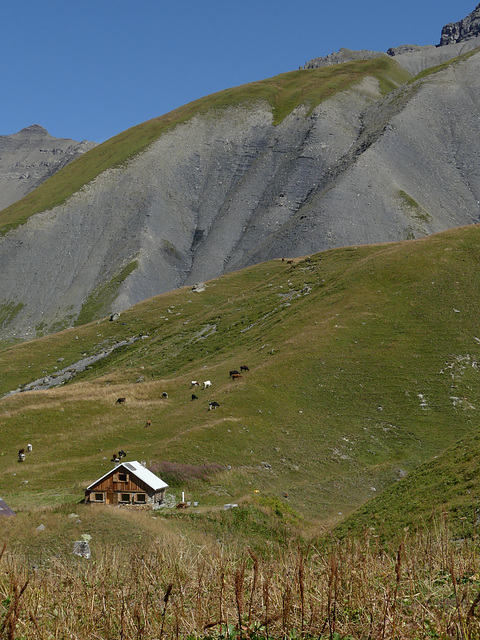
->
left=93, top=493, right=104, bottom=502
left=120, top=493, right=130, bottom=503
left=118, top=473, right=128, bottom=482
left=136, top=493, right=146, bottom=503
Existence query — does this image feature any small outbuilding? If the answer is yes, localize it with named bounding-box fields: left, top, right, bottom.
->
left=85, top=460, right=168, bottom=507
left=0, top=497, right=15, bottom=516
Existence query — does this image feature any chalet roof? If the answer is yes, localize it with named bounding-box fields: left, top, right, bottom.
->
left=86, top=461, right=169, bottom=492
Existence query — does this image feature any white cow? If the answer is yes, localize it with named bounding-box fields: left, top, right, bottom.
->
left=203, top=380, right=212, bottom=389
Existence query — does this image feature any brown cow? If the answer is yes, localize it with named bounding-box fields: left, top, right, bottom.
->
left=231, top=373, right=242, bottom=381
left=116, top=397, right=126, bottom=404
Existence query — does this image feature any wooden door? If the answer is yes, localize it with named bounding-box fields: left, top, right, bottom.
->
left=106, top=492, right=114, bottom=505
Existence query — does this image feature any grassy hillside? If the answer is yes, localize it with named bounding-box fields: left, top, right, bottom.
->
left=2, top=223, right=480, bottom=536
left=335, top=431, right=480, bottom=542
left=0, top=57, right=410, bottom=235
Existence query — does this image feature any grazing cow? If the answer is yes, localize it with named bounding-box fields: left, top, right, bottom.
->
left=191, top=394, right=198, bottom=401
left=231, top=373, right=242, bottom=381
left=162, top=392, right=168, bottom=399
left=229, top=369, right=239, bottom=378
left=18, top=449, right=25, bottom=462
left=203, top=380, right=212, bottom=389
left=190, top=380, right=200, bottom=388
left=118, top=450, right=126, bottom=458
left=240, top=365, right=249, bottom=372
left=116, top=397, right=126, bottom=404
left=145, top=420, right=152, bottom=428
left=209, top=401, right=220, bottom=410
left=26, top=444, right=33, bottom=452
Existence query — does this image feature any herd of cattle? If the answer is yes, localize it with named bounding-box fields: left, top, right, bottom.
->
left=16, top=366, right=251, bottom=463
left=17, top=443, right=33, bottom=462
left=115, top=365, right=251, bottom=414
left=110, top=449, right=127, bottom=462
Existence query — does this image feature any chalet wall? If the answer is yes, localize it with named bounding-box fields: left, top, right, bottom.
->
left=85, top=470, right=166, bottom=506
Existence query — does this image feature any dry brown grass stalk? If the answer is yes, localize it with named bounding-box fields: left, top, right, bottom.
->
left=1, top=529, right=480, bottom=639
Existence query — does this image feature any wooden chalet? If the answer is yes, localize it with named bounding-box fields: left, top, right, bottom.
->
left=85, top=461, right=168, bottom=507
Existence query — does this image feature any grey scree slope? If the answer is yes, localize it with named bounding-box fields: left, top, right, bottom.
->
left=1, top=48, right=480, bottom=341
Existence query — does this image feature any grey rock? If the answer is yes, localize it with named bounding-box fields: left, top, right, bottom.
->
left=387, top=44, right=435, bottom=56
left=73, top=540, right=91, bottom=559
left=391, top=36, right=480, bottom=75
left=36, top=524, right=45, bottom=531
left=440, top=3, right=480, bottom=46
left=0, top=125, right=96, bottom=212
left=302, top=48, right=385, bottom=69
left=3, top=337, right=138, bottom=395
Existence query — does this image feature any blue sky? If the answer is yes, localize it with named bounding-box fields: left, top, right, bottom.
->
left=1, top=1, right=476, bottom=143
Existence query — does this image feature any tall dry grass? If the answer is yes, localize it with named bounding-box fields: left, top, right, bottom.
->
left=1, top=521, right=480, bottom=639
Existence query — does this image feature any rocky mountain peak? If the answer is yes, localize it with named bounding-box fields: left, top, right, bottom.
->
left=439, top=3, right=480, bottom=46
left=0, top=127, right=96, bottom=212
left=19, top=124, right=49, bottom=135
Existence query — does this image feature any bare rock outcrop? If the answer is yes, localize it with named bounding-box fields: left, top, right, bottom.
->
left=440, top=3, right=480, bottom=46
left=0, top=125, right=96, bottom=212
left=303, top=5, right=480, bottom=76
left=301, top=48, right=385, bottom=69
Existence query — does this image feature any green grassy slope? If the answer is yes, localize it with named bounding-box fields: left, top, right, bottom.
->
left=335, top=432, right=480, bottom=542
left=0, top=57, right=410, bottom=235
left=2, top=223, right=480, bottom=531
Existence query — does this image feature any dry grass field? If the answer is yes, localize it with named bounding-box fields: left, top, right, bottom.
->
left=2, top=516, right=480, bottom=639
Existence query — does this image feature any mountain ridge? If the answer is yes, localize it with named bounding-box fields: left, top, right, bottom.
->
left=0, top=7, right=479, bottom=341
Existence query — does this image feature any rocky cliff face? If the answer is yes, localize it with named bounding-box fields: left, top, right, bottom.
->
left=440, top=3, right=480, bottom=45
left=0, top=125, right=96, bottom=212
left=303, top=5, right=480, bottom=74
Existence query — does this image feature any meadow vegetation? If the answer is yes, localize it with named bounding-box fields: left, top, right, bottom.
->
left=2, top=224, right=480, bottom=636
left=2, top=224, right=480, bottom=525
left=2, top=515, right=480, bottom=639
